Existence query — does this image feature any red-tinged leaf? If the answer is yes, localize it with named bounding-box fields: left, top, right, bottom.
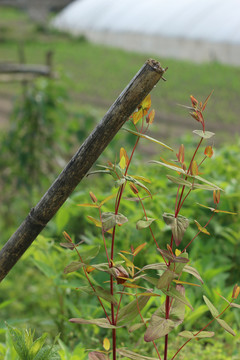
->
left=178, top=330, right=214, bottom=339
left=202, top=90, right=214, bottom=111
left=117, top=291, right=152, bottom=324
left=89, top=191, right=98, bottom=203
left=119, top=147, right=129, bottom=170
left=64, top=261, right=84, bottom=274
left=133, top=109, right=143, bottom=125
left=190, top=111, right=203, bottom=123
left=194, top=220, right=210, bottom=235
left=216, top=318, right=236, bottom=336
left=191, top=160, right=199, bottom=176
left=204, top=146, right=214, bottom=158
left=213, top=189, right=221, bottom=204
left=117, top=348, right=159, bottom=360
left=190, top=95, right=198, bottom=108
left=129, top=182, right=139, bottom=194
left=136, top=218, right=156, bottom=230
left=146, top=109, right=155, bottom=124
left=69, top=318, right=118, bottom=329
left=203, top=296, right=219, bottom=317
left=176, top=144, right=184, bottom=164
left=63, top=231, right=72, bottom=243
left=86, top=265, right=95, bottom=274
left=133, top=243, right=147, bottom=256
left=232, top=285, right=240, bottom=299
left=89, top=351, right=108, bottom=360
left=103, top=337, right=110, bottom=351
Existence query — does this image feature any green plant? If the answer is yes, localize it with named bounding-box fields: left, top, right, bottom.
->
left=4, top=323, right=59, bottom=360
left=60, top=93, right=239, bottom=360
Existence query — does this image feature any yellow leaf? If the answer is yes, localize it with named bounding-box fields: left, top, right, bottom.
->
left=131, top=175, right=151, bottom=183
left=194, top=220, right=210, bottom=235
left=119, top=148, right=129, bottom=170
left=103, top=337, right=110, bottom=351
left=122, top=283, right=146, bottom=289
left=191, top=160, right=199, bottom=176
left=77, top=203, right=99, bottom=208
left=173, top=280, right=201, bottom=287
left=133, top=242, right=147, bottom=256
left=140, top=94, right=151, bottom=114
left=214, top=210, right=237, bottom=215
left=133, top=109, right=143, bottom=125
left=118, top=253, right=134, bottom=268
left=175, top=249, right=181, bottom=257
left=99, top=194, right=116, bottom=207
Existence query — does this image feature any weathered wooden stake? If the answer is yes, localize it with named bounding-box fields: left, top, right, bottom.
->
left=0, top=59, right=166, bottom=282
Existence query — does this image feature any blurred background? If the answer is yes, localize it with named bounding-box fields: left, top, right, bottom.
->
left=0, top=1, right=240, bottom=359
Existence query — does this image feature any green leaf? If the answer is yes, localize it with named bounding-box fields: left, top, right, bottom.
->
left=137, top=263, right=167, bottom=273
left=193, top=130, right=215, bottom=139
left=122, top=127, right=173, bottom=151
left=151, top=161, right=222, bottom=190
left=203, top=295, right=219, bottom=317
left=64, top=261, right=84, bottom=274
left=167, top=175, right=192, bottom=188
left=6, top=324, right=29, bottom=359
left=144, top=317, right=177, bottom=342
left=117, top=348, right=159, bottom=360
left=162, top=287, right=193, bottom=310
left=162, top=213, right=189, bottom=246
left=192, top=183, right=220, bottom=191
left=79, top=285, right=118, bottom=306
left=144, top=286, right=186, bottom=341
left=169, top=252, right=189, bottom=275
left=178, top=330, right=214, bottom=339
left=89, top=351, right=108, bottom=360
left=157, top=269, right=176, bottom=289
left=128, top=322, right=147, bottom=333
left=158, top=249, right=189, bottom=264
left=183, top=265, right=204, bottom=284
left=80, top=245, right=101, bottom=263
left=101, top=212, right=128, bottom=231
left=136, top=218, right=156, bottom=230
left=117, top=292, right=151, bottom=325
left=216, top=318, right=236, bottom=336
left=125, top=175, right=152, bottom=197
left=69, top=318, right=118, bottom=329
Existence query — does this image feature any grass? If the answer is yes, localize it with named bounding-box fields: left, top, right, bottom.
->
left=0, top=7, right=240, bottom=133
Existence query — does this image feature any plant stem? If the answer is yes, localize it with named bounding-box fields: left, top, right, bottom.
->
left=170, top=303, right=231, bottom=360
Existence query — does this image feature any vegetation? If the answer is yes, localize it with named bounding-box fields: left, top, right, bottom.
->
left=0, top=6, right=240, bottom=360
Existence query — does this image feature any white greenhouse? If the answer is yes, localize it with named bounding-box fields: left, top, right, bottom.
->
left=52, top=0, right=240, bottom=65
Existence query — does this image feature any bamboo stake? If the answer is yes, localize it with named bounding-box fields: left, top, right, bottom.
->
left=0, top=59, right=166, bottom=282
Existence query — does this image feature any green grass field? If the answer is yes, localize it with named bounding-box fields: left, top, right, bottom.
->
left=1, top=6, right=240, bottom=134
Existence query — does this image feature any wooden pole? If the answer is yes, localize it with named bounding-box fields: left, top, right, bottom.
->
left=0, top=59, right=166, bottom=282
